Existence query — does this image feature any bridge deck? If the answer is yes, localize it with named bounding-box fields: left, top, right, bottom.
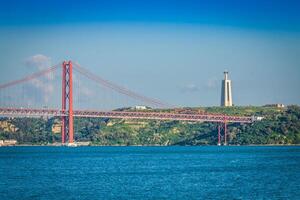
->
left=0, top=108, right=253, bottom=123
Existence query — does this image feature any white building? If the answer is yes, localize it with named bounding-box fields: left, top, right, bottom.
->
left=134, top=105, right=148, bottom=110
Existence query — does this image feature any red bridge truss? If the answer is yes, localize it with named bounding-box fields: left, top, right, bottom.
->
left=0, top=107, right=253, bottom=123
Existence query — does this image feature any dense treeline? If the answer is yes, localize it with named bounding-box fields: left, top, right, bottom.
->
left=1, top=106, right=300, bottom=145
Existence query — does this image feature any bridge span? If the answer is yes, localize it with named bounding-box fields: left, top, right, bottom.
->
left=0, top=107, right=253, bottom=123
left=0, top=60, right=254, bottom=145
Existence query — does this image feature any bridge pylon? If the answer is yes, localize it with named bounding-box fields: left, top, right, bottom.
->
left=61, top=61, right=74, bottom=144
left=217, top=117, right=228, bottom=146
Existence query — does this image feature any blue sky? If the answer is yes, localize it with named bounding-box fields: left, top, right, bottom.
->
left=0, top=0, right=300, bottom=108
left=1, top=0, right=300, bottom=31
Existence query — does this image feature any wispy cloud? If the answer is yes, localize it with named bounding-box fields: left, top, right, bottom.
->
left=180, top=77, right=219, bottom=94
left=24, top=54, right=55, bottom=104
left=25, top=54, right=52, bottom=71
left=205, top=77, right=218, bottom=89
left=180, top=83, right=200, bottom=93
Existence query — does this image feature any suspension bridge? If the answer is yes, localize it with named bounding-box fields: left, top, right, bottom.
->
left=0, top=61, right=254, bottom=145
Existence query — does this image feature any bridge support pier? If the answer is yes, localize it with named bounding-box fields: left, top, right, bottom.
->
left=224, top=121, right=227, bottom=145
left=218, top=125, right=221, bottom=146
left=61, top=61, right=74, bottom=144
left=217, top=121, right=228, bottom=146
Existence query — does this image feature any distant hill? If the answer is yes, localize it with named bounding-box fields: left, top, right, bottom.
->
left=1, top=105, right=300, bottom=145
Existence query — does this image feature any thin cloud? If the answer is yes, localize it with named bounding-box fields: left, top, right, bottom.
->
left=25, top=54, right=52, bottom=71
left=24, top=54, right=56, bottom=104
left=206, top=77, right=218, bottom=89
left=180, top=77, right=219, bottom=94
left=180, top=83, right=200, bottom=93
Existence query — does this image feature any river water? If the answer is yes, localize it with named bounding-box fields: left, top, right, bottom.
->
left=0, top=146, right=299, bottom=199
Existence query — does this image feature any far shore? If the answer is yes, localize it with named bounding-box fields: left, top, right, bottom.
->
left=1, top=143, right=300, bottom=147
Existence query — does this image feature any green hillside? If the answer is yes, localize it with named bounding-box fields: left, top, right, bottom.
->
left=1, top=105, right=300, bottom=145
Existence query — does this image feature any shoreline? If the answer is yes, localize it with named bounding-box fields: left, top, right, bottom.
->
left=2, top=143, right=300, bottom=147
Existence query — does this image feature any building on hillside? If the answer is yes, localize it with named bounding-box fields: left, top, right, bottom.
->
left=252, top=116, right=264, bottom=121
left=133, top=105, right=151, bottom=110
left=0, top=140, right=17, bottom=146
left=220, top=71, right=233, bottom=107
left=52, top=123, right=62, bottom=134
left=0, top=121, right=18, bottom=132
left=263, top=104, right=285, bottom=108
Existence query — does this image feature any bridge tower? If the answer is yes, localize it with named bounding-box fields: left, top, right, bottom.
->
left=217, top=116, right=228, bottom=146
left=61, top=61, right=74, bottom=144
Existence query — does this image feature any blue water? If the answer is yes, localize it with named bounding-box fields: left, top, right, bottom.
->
left=0, top=146, right=300, bottom=200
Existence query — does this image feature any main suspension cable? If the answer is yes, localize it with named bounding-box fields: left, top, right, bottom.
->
left=0, top=64, right=60, bottom=90
left=73, top=63, right=173, bottom=108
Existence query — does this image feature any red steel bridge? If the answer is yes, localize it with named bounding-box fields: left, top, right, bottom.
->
left=0, top=61, right=254, bottom=145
